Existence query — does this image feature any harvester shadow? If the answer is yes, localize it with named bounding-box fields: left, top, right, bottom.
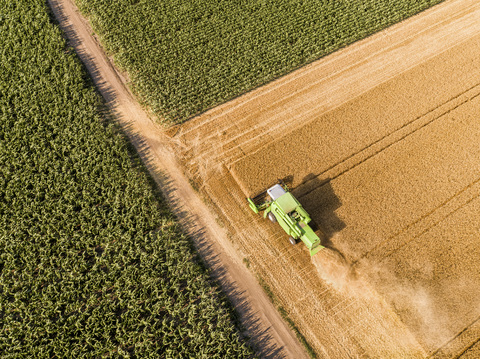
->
left=292, top=175, right=357, bottom=281
left=292, top=174, right=346, bottom=248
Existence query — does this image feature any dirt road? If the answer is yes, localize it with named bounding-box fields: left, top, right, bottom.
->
left=47, top=0, right=308, bottom=357
left=173, top=0, right=480, bottom=357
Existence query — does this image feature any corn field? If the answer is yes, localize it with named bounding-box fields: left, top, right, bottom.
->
left=0, top=1, right=255, bottom=357
left=74, top=0, right=444, bottom=124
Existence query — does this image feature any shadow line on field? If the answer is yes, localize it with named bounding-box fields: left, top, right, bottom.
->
left=47, top=0, right=118, bottom=107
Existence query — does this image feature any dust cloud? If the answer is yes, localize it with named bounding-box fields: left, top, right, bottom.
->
left=311, top=239, right=375, bottom=300
left=311, top=244, right=467, bottom=352
left=357, top=259, right=464, bottom=350
left=311, top=242, right=427, bottom=356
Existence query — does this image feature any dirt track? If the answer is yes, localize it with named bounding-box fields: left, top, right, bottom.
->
left=48, top=0, right=309, bottom=358
left=175, top=0, right=480, bottom=357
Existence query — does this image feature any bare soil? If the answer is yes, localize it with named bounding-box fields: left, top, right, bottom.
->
left=173, top=0, right=480, bottom=357
left=48, top=0, right=308, bottom=358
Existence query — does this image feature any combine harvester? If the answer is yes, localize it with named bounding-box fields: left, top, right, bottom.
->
left=247, top=181, right=324, bottom=256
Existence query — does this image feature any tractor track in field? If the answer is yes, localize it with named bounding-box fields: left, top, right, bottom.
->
left=47, top=0, right=308, bottom=358
left=289, top=80, right=480, bottom=200
left=356, top=176, right=480, bottom=266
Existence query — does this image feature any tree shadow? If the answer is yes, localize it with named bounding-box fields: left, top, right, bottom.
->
left=47, top=0, right=117, bottom=107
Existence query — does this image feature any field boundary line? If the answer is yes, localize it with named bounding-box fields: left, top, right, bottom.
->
left=179, top=0, right=480, bottom=136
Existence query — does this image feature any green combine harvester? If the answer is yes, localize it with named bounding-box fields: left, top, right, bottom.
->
left=247, top=181, right=324, bottom=256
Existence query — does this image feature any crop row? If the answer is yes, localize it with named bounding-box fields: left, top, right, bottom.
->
left=75, top=0, right=444, bottom=124
left=0, top=1, right=254, bottom=357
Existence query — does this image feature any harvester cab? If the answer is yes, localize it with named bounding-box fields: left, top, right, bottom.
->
left=247, top=181, right=324, bottom=256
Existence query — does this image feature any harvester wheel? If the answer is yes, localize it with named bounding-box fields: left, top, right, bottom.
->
left=288, top=236, right=296, bottom=245
left=267, top=212, right=277, bottom=223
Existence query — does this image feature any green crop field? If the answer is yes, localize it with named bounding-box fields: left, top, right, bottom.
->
left=0, top=1, right=254, bottom=357
left=75, top=0, right=444, bottom=124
